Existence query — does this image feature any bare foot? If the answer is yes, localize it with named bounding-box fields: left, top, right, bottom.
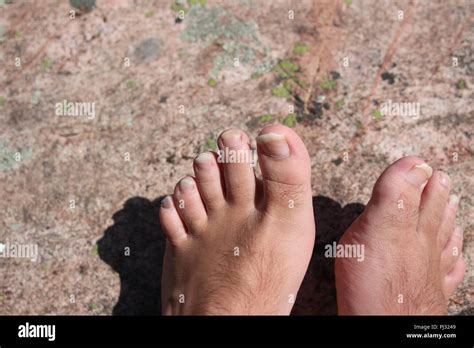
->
left=335, top=156, right=466, bottom=315
left=159, top=125, right=315, bottom=314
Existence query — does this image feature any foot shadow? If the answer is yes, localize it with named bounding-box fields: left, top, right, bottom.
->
left=98, top=195, right=364, bottom=315
left=98, top=196, right=166, bottom=315
left=292, top=196, right=365, bottom=315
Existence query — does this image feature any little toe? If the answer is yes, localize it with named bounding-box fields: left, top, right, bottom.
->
left=443, top=257, right=466, bottom=298
left=173, top=176, right=208, bottom=233
left=441, top=226, right=463, bottom=274
left=159, top=196, right=188, bottom=246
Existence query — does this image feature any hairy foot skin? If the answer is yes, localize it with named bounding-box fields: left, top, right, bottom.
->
left=159, top=125, right=315, bottom=314
left=336, top=156, right=466, bottom=315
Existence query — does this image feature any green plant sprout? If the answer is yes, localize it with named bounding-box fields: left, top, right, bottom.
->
left=456, top=79, right=466, bottom=90
left=282, top=114, right=297, bottom=128
left=90, top=244, right=99, bottom=256
left=293, top=42, right=310, bottom=55
left=259, top=114, right=273, bottom=123
left=335, top=99, right=345, bottom=109
left=125, top=79, right=137, bottom=89
left=187, top=0, right=206, bottom=6
left=204, top=138, right=217, bottom=151
left=272, top=86, right=291, bottom=99
left=41, top=57, right=53, bottom=71
left=274, top=59, right=299, bottom=78
left=373, top=109, right=383, bottom=121
left=320, top=78, right=337, bottom=91
left=207, top=78, right=217, bottom=87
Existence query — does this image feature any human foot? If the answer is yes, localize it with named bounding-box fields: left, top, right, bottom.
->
left=159, top=125, right=315, bottom=314
left=335, top=156, right=466, bottom=315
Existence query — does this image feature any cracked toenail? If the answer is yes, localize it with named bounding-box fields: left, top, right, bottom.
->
left=221, top=129, right=242, bottom=148
left=195, top=152, right=213, bottom=167
left=406, top=163, right=432, bottom=187
left=454, top=226, right=463, bottom=237
left=256, top=133, right=290, bottom=158
left=161, top=196, right=173, bottom=209
left=179, top=177, right=195, bottom=192
left=449, top=194, right=460, bottom=206
left=440, top=172, right=450, bottom=188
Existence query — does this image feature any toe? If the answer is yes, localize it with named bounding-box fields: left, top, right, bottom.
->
left=256, top=125, right=312, bottom=214
left=159, top=196, right=188, bottom=246
left=441, top=226, right=463, bottom=274
left=217, top=129, right=256, bottom=205
left=363, top=156, right=432, bottom=230
left=418, top=171, right=451, bottom=236
left=443, top=257, right=466, bottom=298
left=174, top=177, right=208, bottom=232
left=438, top=194, right=460, bottom=247
left=193, top=152, right=226, bottom=211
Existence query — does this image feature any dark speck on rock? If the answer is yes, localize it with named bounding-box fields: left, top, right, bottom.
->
left=159, top=96, right=168, bottom=103
left=70, top=0, right=96, bottom=12
left=323, top=102, right=330, bottom=110
left=330, top=71, right=341, bottom=80
left=308, top=102, right=324, bottom=119
left=134, top=37, right=162, bottom=62
left=175, top=17, right=183, bottom=24
left=381, top=71, right=396, bottom=84
left=332, top=157, right=343, bottom=166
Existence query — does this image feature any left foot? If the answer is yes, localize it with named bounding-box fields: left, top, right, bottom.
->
left=159, top=125, right=315, bottom=315
left=335, top=157, right=466, bottom=315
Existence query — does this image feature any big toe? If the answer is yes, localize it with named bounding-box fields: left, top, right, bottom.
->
left=256, top=125, right=312, bottom=215
left=362, top=156, right=433, bottom=231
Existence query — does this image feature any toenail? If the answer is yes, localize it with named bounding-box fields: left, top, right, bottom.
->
left=406, top=163, right=432, bottom=187
left=161, top=196, right=174, bottom=209
left=221, top=129, right=243, bottom=148
left=256, top=133, right=290, bottom=158
left=179, top=177, right=195, bottom=192
left=195, top=152, right=214, bottom=168
left=449, top=194, right=460, bottom=206
left=439, top=172, right=451, bottom=188
left=454, top=226, right=463, bottom=237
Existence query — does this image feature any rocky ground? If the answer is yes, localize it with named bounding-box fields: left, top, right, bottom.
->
left=0, top=0, right=472, bottom=315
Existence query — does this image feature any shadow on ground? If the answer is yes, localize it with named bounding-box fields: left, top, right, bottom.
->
left=98, top=195, right=364, bottom=315
left=98, top=196, right=166, bottom=315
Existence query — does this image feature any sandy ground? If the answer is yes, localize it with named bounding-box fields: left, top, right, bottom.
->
left=0, top=0, right=472, bottom=315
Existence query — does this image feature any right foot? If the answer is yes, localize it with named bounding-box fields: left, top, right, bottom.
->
left=335, top=156, right=466, bottom=315
left=159, top=125, right=315, bottom=314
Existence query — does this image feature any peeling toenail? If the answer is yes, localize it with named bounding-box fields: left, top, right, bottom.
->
left=439, top=172, right=451, bottom=188
left=406, top=163, right=432, bottom=187
left=256, top=133, right=290, bottom=158
left=179, top=177, right=195, bottom=192
left=454, top=226, right=463, bottom=237
left=195, top=152, right=213, bottom=168
left=221, top=129, right=242, bottom=148
left=161, top=196, right=173, bottom=209
left=449, top=194, right=460, bottom=206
